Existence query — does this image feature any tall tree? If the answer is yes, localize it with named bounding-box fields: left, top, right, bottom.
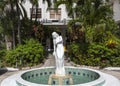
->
left=55, top=0, right=76, bottom=20
left=29, top=0, right=39, bottom=23
left=43, top=0, right=52, bottom=8
left=76, top=0, right=113, bottom=26
left=14, top=0, right=27, bottom=44
left=0, top=0, right=27, bottom=49
left=75, top=0, right=115, bottom=43
left=55, top=0, right=77, bottom=43
left=0, top=0, right=16, bottom=50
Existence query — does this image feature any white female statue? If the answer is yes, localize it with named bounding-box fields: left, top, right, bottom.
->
left=52, top=32, right=65, bottom=76
left=52, top=32, right=59, bottom=70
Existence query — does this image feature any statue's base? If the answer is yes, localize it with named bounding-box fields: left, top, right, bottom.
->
left=48, top=74, right=73, bottom=85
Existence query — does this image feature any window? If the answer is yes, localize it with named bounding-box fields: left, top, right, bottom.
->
left=50, top=8, right=61, bottom=19
left=30, top=8, right=41, bottom=18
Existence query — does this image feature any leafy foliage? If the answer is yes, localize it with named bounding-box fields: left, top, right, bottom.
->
left=76, top=0, right=113, bottom=26
left=0, top=50, right=6, bottom=67
left=69, top=43, right=120, bottom=67
left=5, top=39, right=44, bottom=68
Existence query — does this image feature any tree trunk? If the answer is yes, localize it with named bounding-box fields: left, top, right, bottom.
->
left=30, top=5, right=34, bottom=36
left=17, top=14, right=21, bottom=44
left=12, top=28, right=16, bottom=49
left=17, top=4, right=21, bottom=44
left=35, top=5, right=38, bottom=22
left=9, top=1, right=16, bottom=49
left=5, top=35, right=12, bottom=50
left=71, top=11, right=75, bottom=44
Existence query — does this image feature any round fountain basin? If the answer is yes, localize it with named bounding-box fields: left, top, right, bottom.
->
left=16, top=67, right=105, bottom=86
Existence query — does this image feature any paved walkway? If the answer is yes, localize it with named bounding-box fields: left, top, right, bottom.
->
left=42, top=54, right=73, bottom=67
left=0, top=54, right=120, bottom=84
left=101, top=70, right=120, bottom=80
left=0, top=71, right=19, bottom=84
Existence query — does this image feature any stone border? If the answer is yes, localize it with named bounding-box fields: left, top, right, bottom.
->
left=0, top=67, right=18, bottom=72
left=16, top=67, right=105, bottom=86
left=104, top=67, right=120, bottom=71
left=1, top=66, right=120, bottom=86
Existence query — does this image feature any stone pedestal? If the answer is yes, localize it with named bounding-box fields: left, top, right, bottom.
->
left=48, top=74, right=73, bottom=85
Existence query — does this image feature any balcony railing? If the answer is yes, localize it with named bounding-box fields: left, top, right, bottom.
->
left=41, top=18, right=70, bottom=25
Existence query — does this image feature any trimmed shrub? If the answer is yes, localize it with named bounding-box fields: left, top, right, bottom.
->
left=5, top=39, right=44, bottom=68
left=69, top=42, right=120, bottom=67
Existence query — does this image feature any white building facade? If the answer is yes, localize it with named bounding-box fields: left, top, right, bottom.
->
left=112, top=0, right=120, bottom=22
left=22, top=0, right=120, bottom=23
left=23, top=0, right=69, bottom=25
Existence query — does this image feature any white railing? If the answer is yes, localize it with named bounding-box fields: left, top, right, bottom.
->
left=41, top=18, right=71, bottom=25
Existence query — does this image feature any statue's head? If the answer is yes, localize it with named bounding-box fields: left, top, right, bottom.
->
left=52, top=32, right=59, bottom=39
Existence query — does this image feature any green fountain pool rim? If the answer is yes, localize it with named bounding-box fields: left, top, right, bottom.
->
left=16, top=66, right=105, bottom=86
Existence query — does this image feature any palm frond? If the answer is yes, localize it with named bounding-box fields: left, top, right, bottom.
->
left=19, top=3, right=27, bottom=18
left=43, top=0, right=51, bottom=8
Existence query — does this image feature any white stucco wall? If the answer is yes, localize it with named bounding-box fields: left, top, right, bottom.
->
left=22, top=1, right=31, bottom=19
left=22, top=0, right=68, bottom=21
left=23, top=0, right=120, bottom=22
left=112, top=0, right=120, bottom=22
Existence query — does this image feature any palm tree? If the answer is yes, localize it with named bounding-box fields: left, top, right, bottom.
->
left=0, top=0, right=27, bottom=49
left=76, top=0, right=112, bottom=26
left=55, top=0, right=76, bottom=20
left=29, top=0, right=39, bottom=22
left=0, top=0, right=16, bottom=50
left=43, top=0, right=52, bottom=8
left=29, top=0, right=51, bottom=23
left=0, top=0, right=6, bottom=15
left=54, top=0, right=77, bottom=43
left=75, top=0, right=114, bottom=43
left=14, top=0, right=27, bottom=44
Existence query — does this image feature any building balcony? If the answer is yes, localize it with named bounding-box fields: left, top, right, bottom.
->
left=41, top=19, right=70, bottom=26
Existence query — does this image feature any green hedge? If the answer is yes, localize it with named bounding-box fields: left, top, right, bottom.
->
left=69, top=43, right=120, bottom=67
left=5, top=39, right=44, bottom=68
left=0, top=50, right=6, bottom=67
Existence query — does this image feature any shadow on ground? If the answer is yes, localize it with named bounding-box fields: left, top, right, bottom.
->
left=0, top=68, right=8, bottom=75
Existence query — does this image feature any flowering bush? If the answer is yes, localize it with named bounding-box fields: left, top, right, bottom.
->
left=106, top=39, right=117, bottom=48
